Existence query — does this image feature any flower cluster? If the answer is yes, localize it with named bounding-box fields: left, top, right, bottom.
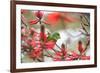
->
left=21, top=10, right=90, bottom=62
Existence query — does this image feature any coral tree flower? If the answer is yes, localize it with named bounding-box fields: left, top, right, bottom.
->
left=45, top=12, right=79, bottom=26
left=78, top=40, right=85, bottom=54
left=30, top=48, right=42, bottom=58
left=80, top=55, right=90, bottom=60
left=53, top=52, right=63, bottom=61
left=35, top=11, right=43, bottom=19
left=45, top=40, right=56, bottom=50
left=40, top=32, right=47, bottom=42
left=29, top=11, right=43, bottom=25
left=66, top=51, right=79, bottom=61
left=53, top=44, right=67, bottom=61
left=53, top=51, right=67, bottom=61
left=21, top=27, right=26, bottom=34
left=21, top=9, right=28, bottom=14
left=29, top=19, right=39, bottom=25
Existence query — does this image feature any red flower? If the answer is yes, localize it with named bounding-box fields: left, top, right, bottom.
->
left=25, top=39, right=32, bottom=46
left=80, top=55, right=90, bottom=60
left=53, top=52, right=62, bottom=61
left=78, top=40, right=84, bottom=54
left=53, top=57, right=62, bottom=61
left=40, top=32, right=47, bottom=42
left=32, top=33, right=40, bottom=41
left=45, top=12, right=79, bottom=26
left=44, top=12, right=61, bottom=26
left=55, top=52, right=62, bottom=56
left=35, top=11, right=43, bottom=19
left=21, top=28, right=26, bottom=34
left=30, top=27, right=36, bottom=32
left=30, top=40, right=37, bottom=48
left=53, top=47, right=67, bottom=61
left=71, top=51, right=79, bottom=59
left=45, top=40, right=56, bottom=49
left=29, top=27, right=37, bottom=35
left=61, top=48, right=67, bottom=56
left=30, top=48, right=42, bottom=58
left=29, top=19, right=39, bottom=25
left=21, top=9, right=28, bottom=14
left=65, top=56, right=73, bottom=61
left=21, top=28, right=27, bottom=41
left=47, top=12, right=60, bottom=25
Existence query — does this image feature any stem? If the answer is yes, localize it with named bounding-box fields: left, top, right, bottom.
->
left=41, top=21, right=51, bottom=25
left=80, top=15, right=89, bottom=26
left=61, top=44, right=66, bottom=61
left=44, top=55, right=53, bottom=58
left=40, top=25, right=45, bottom=62
left=21, top=15, right=28, bottom=27
left=81, top=23, right=88, bottom=34
left=80, top=15, right=90, bottom=55
left=44, top=49, right=54, bottom=58
left=37, top=58, right=43, bottom=62
left=83, top=39, right=90, bottom=54
left=52, top=48, right=60, bottom=52
left=55, top=44, right=62, bottom=51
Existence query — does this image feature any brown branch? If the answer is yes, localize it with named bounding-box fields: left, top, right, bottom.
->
left=21, top=15, right=28, bottom=27
left=80, top=15, right=90, bottom=54
left=80, top=15, right=89, bottom=26
left=81, top=22, right=88, bottom=34
left=37, top=58, right=44, bottom=62
left=61, top=44, right=66, bottom=60
left=84, top=16, right=90, bottom=26
left=83, top=39, right=90, bottom=54
left=44, top=54, right=53, bottom=58
left=44, top=49, right=54, bottom=58
left=41, top=21, right=51, bottom=25
left=52, top=48, right=60, bottom=52
left=40, top=25, right=45, bottom=62
left=55, top=44, right=62, bottom=51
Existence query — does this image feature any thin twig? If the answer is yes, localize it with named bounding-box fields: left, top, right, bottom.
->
left=83, top=40, right=90, bottom=53
left=44, top=54, right=53, bottom=58
left=21, top=15, right=28, bottom=27
left=84, top=15, right=90, bottom=25
left=81, top=22, right=88, bottom=34
left=37, top=58, right=44, bottom=62
left=41, top=21, right=51, bottom=25
left=55, top=44, right=62, bottom=50
left=44, top=49, right=54, bottom=58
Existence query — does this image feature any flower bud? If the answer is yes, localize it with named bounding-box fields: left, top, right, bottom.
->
left=35, top=11, right=43, bottom=19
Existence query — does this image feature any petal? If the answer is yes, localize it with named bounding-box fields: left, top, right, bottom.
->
left=29, top=19, right=39, bottom=25
left=46, top=12, right=60, bottom=25
left=21, top=9, right=28, bottom=14
left=35, top=11, right=43, bottom=19
left=45, top=40, right=56, bottom=49
left=40, top=32, right=47, bottom=42
left=81, top=56, right=90, bottom=60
